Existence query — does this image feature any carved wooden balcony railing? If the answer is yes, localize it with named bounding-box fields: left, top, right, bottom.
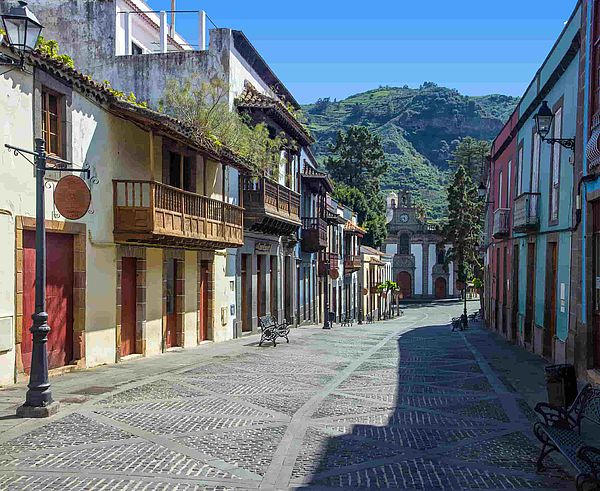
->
left=318, top=252, right=340, bottom=277
left=492, top=208, right=510, bottom=239
left=344, top=254, right=362, bottom=273
left=301, top=217, right=327, bottom=253
left=242, top=176, right=301, bottom=235
left=113, top=180, right=243, bottom=249
left=513, top=192, right=540, bottom=233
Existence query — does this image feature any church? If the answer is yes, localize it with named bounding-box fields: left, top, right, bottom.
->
left=383, top=191, right=459, bottom=300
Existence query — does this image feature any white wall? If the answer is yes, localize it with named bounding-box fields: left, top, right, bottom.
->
left=412, top=244, right=423, bottom=295
left=386, top=243, right=398, bottom=255
left=0, top=67, right=35, bottom=383
left=428, top=244, right=436, bottom=296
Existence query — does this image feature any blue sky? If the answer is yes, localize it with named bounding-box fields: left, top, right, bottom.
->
left=146, top=0, right=578, bottom=104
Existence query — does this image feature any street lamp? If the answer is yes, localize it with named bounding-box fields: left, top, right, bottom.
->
left=534, top=101, right=575, bottom=150
left=478, top=182, right=486, bottom=199
left=1, top=1, right=43, bottom=67
left=6, top=140, right=90, bottom=418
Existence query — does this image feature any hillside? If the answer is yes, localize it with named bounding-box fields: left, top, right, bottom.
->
left=303, top=83, right=519, bottom=219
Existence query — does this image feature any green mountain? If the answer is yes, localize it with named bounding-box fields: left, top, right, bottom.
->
left=303, top=83, right=519, bottom=219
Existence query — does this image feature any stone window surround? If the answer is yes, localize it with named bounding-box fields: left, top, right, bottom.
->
left=116, top=246, right=147, bottom=360
left=14, top=217, right=86, bottom=375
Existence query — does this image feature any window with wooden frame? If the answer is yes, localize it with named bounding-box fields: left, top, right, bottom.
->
left=530, top=128, right=541, bottom=195
left=516, top=143, right=524, bottom=197
left=549, top=105, right=563, bottom=223
left=41, top=88, right=64, bottom=158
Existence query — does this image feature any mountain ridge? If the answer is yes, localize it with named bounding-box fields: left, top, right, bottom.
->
left=302, top=83, right=519, bottom=219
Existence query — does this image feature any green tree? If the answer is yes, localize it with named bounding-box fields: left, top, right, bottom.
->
left=332, top=183, right=387, bottom=248
left=325, top=126, right=387, bottom=191
left=443, top=165, right=483, bottom=293
left=448, top=136, right=490, bottom=185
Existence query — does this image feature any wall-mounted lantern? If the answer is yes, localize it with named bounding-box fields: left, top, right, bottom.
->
left=534, top=101, right=575, bottom=150
left=1, top=1, right=43, bottom=67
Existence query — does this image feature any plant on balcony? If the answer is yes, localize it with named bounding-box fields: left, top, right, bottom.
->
left=160, top=76, right=287, bottom=175
left=35, top=36, right=74, bottom=69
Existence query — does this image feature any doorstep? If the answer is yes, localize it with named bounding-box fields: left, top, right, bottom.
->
left=16, top=363, right=79, bottom=384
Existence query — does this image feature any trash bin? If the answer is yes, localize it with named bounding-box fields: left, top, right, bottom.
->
left=545, top=364, right=577, bottom=408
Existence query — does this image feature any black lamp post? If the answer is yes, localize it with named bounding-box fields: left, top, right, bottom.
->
left=534, top=101, right=575, bottom=150
left=1, top=1, right=43, bottom=68
left=323, top=259, right=331, bottom=329
left=5, top=140, right=90, bottom=418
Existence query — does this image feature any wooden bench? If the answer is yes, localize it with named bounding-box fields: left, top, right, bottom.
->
left=258, top=314, right=290, bottom=347
left=340, top=315, right=353, bottom=327
left=534, top=384, right=600, bottom=490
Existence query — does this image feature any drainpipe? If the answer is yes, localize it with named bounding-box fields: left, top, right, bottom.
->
left=581, top=0, right=594, bottom=328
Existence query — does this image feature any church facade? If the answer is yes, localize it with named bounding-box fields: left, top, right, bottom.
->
left=383, top=191, right=460, bottom=300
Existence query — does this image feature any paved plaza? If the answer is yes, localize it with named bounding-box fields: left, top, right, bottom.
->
left=0, top=303, right=573, bottom=490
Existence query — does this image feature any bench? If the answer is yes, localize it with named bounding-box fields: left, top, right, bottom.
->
left=340, top=315, right=353, bottom=327
left=451, top=316, right=465, bottom=331
left=534, top=384, right=600, bottom=490
left=258, top=314, right=290, bottom=347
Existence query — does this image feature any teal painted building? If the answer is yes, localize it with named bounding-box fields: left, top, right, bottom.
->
left=484, top=2, right=582, bottom=364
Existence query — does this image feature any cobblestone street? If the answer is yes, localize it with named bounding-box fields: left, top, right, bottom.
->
left=0, top=303, right=573, bottom=490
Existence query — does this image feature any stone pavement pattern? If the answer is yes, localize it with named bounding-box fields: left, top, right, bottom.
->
left=0, top=303, right=573, bottom=490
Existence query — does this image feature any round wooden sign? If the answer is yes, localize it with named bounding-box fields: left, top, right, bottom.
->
left=54, top=175, right=91, bottom=220
left=330, top=269, right=339, bottom=280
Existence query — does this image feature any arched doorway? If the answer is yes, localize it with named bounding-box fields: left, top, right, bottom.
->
left=434, top=277, right=447, bottom=299
left=397, top=272, right=412, bottom=299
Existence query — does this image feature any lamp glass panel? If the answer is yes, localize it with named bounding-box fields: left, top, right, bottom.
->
left=3, top=16, right=27, bottom=49
left=536, top=115, right=552, bottom=139
left=25, top=23, right=42, bottom=50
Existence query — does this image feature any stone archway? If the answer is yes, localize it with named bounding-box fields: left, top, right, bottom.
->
left=397, top=271, right=412, bottom=299
left=434, top=277, right=447, bottom=299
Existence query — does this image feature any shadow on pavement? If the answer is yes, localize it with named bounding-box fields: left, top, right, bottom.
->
left=296, top=320, right=572, bottom=490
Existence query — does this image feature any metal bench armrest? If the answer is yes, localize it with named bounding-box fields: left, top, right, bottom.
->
left=577, top=445, right=600, bottom=477
left=535, top=402, right=575, bottom=429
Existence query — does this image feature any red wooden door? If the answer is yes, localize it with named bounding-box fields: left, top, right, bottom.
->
left=198, top=261, right=209, bottom=342
left=544, top=242, right=558, bottom=359
left=397, top=272, right=412, bottom=299
left=22, top=231, right=73, bottom=372
left=525, top=242, right=536, bottom=344
left=166, top=259, right=179, bottom=348
left=257, top=256, right=264, bottom=317
left=120, top=257, right=137, bottom=357
left=434, top=277, right=446, bottom=299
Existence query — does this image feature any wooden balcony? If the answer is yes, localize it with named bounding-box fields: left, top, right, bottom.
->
left=242, top=176, right=301, bottom=235
left=513, top=193, right=540, bottom=233
left=344, top=254, right=361, bottom=273
left=492, top=208, right=510, bottom=239
left=301, top=217, right=327, bottom=253
left=113, top=180, right=244, bottom=250
left=318, top=252, right=339, bottom=277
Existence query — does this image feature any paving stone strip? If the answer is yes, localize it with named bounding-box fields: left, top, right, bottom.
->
left=0, top=304, right=574, bottom=490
